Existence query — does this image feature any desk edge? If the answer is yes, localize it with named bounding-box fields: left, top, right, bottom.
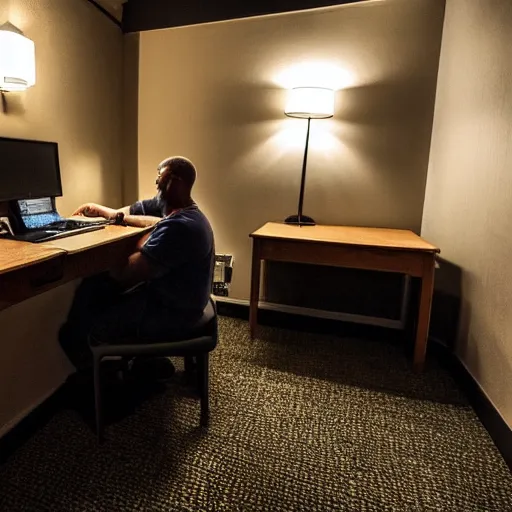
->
left=249, top=233, right=440, bottom=254
left=0, top=249, right=66, bottom=276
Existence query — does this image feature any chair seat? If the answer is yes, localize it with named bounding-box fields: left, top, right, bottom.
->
left=91, top=294, right=218, bottom=441
left=90, top=298, right=217, bottom=358
left=184, top=298, right=216, bottom=337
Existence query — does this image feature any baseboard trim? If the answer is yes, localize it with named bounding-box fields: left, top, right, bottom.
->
left=0, top=383, right=69, bottom=464
left=432, top=340, right=511, bottom=471
left=0, top=385, right=62, bottom=439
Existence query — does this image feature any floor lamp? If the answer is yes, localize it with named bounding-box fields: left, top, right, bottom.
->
left=284, top=87, right=335, bottom=226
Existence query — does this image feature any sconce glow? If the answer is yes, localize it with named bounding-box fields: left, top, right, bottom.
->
left=275, top=61, right=353, bottom=90
left=285, top=87, right=335, bottom=119
left=0, top=24, right=36, bottom=92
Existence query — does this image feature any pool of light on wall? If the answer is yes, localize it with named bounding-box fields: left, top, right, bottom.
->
left=273, top=61, right=354, bottom=90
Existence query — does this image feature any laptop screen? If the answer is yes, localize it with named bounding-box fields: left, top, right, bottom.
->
left=17, top=198, right=61, bottom=230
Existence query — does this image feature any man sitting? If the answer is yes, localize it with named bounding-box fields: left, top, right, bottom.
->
left=59, top=156, right=214, bottom=379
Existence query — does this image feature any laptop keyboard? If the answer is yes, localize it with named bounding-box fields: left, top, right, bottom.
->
left=47, top=219, right=110, bottom=230
left=13, top=224, right=106, bottom=243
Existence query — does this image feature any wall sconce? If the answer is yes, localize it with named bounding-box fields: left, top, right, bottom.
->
left=0, top=22, right=36, bottom=92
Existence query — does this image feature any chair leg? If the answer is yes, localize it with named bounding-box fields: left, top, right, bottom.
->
left=196, top=353, right=209, bottom=427
left=93, top=353, right=104, bottom=443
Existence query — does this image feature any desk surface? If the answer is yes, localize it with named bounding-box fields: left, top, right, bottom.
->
left=0, top=225, right=149, bottom=312
left=41, top=225, right=151, bottom=254
left=251, top=222, right=439, bottom=253
left=0, top=239, right=65, bottom=276
left=0, top=225, right=149, bottom=275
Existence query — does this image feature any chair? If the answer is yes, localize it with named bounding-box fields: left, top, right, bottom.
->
left=89, top=296, right=218, bottom=442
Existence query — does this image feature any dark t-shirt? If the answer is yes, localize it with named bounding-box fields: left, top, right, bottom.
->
left=129, top=195, right=166, bottom=218
left=131, top=198, right=214, bottom=314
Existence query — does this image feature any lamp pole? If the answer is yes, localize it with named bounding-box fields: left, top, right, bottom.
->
left=285, top=117, right=315, bottom=226
left=283, top=87, right=334, bottom=226
left=297, top=117, right=311, bottom=225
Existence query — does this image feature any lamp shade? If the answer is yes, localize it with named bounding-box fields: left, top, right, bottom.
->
left=285, top=87, right=334, bottom=119
left=0, top=26, right=36, bottom=92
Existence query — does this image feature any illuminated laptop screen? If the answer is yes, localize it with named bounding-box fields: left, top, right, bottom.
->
left=18, top=198, right=61, bottom=230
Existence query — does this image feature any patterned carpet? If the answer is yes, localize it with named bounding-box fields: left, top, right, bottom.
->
left=1, top=317, right=511, bottom=511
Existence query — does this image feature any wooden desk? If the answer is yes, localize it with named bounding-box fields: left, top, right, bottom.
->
left=0, top=226, right=149, bottom=312
left=249, top=222, right=440, bottom=372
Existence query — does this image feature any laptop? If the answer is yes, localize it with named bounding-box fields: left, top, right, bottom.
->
left=0, top=136, right=115, bottom=243
left=7, top=197, right=110, bottom=243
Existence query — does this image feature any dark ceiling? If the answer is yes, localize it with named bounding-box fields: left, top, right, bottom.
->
left=121, top=0, right=368, bottom=33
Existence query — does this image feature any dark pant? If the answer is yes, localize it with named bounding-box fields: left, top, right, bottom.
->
left=59, top=273, right=199, bottom=371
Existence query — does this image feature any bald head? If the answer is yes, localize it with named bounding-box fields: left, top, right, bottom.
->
left=158, top=156, right=196, bottom=189
left=156, top=156, right=197, bottom=212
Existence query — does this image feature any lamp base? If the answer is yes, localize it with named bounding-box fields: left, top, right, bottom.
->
left=284, top=214, right=316, bottom=226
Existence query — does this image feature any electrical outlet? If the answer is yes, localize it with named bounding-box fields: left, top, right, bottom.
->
left=0, top=216, right=13, bottom=236
left=213, top=254, right=234, bottom=297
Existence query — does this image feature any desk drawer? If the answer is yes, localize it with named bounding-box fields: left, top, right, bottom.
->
left=0, top=255, right=66, bottom=310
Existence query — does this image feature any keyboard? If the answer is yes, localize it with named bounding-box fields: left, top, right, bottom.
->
left=12, top=224, right=106, bottom=243
left=46, top=219, right=111, bottom=230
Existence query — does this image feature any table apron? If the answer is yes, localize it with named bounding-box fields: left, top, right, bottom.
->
left=257, top=238, right=430, bottom=277
left=0, top=236, right=141, bottom=312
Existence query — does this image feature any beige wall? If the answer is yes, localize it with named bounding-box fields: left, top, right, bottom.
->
left=137, top=0, right=445, bottom=300
left=422, top=0, right=512, bottom=427
left=0, top=0, right=123, bottom=433
left=122, top=33, right=140, bottom=206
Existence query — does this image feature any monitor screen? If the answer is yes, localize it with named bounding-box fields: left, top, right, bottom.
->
left=0, top=137, right=62, bottom=202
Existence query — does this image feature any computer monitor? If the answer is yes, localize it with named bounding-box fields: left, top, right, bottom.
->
left=0, top=137, right=62, bottom=202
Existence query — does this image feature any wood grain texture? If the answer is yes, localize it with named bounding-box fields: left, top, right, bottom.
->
left=0, top=257, right=66, bottom=310
left=0, top=227, right=149, bottom=311
left=249, top=223, right=440, bottom=371
left=251, top=223, right=440, bottom=253
left=414, top=253, right=436, bottom=372
left=41, top=225, right=151, bottom=254
left=258, top=239, right=425, bottom=277
left=0, top=240, right=65, bottom=276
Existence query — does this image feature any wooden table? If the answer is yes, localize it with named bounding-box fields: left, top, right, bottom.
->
left=0, top=225, right=149, bottom=312
left=249, top=222, right=440, bottom=372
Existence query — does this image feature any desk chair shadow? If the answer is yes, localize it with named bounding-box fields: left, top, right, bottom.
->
left=89, top=296, right=218, bottom=442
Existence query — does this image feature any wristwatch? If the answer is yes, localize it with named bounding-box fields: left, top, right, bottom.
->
left=113, top=212, right=125, bottom=225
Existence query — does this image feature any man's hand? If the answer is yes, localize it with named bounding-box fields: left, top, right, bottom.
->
left=73, top=203, right=117, bottom=219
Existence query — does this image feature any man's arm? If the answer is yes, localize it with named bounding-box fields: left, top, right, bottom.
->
left=110, top=248, right=163, bottom=290
left=73, top=203, right=131, bottom=220
left=73, top=202, right=161, bottom=228
left=122, top=214, right=161, bottom=228
left=74, top=196, right=164, bottom=222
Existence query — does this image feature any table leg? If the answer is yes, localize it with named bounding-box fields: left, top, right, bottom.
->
left=413, top=254, right=436, bottom=372
left=249, top=240, right=261, bottom=339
